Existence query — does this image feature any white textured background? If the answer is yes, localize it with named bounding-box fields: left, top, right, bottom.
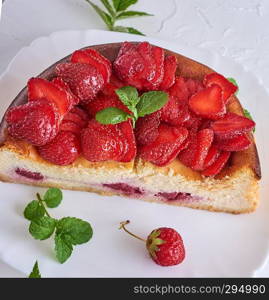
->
left=0, top=0, right=268, bottom=277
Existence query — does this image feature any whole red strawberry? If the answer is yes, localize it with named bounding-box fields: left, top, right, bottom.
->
left=119, top=220, right=185, bottom=267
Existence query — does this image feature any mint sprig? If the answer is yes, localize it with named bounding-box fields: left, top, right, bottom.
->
left=244, top=109, right=255, bottom=133
left=85, top=0, right=153, bottom=36
left=23, top=188, right=93, bottom=264
left=96, top=86, right=168, bottom=127
left=28, top=261, right=41, bottom=278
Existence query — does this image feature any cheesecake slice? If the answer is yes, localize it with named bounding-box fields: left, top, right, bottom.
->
left=0, top=43, right=261, bottom=214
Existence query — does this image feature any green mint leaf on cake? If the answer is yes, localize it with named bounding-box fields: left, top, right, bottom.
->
left=29, top=216, right=56, bottom=240
left=28, top=261, right=41, bottom=278
left=44, top=188, right=63, bottom=208
left=227, top=77, right=239, bottom=95
left=85, top=0, right=152, bottom=35
left=56, top=217, right=93, bottom=245
left=23, top=188, right=94, bottom=263
left=55, top=234, right=73, bottom=264
left=95, top=86, right=168, bottom=126
left=24, top=200, right=45, bottom=221
left=136, top=91, right=168, bottom=117
left=96, top=107, right=131, bottom=124
left=244, top=109, right=255, bottom=132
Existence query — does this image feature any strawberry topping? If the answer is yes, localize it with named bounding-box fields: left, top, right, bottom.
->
left=214, top=134, right=251, bottom=151
left=139, top=124, right=188, bottom=167
left=189, top=84, right=226, bottom=120
left=159, top=55, right=177, bottom=90
left=203, top=145, right=221, bottom=169
left=6, top=99, right=59, bottom=146
left=201, top=151, right=231, bottom=177
left=38, top=131, right=80, bottom=165
left=204, top=73, right=238, bottom=103
left=55, top=62, right=104, bottom=103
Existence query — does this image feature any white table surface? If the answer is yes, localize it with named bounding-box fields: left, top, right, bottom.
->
left=0, top=0, right=268, bottom=277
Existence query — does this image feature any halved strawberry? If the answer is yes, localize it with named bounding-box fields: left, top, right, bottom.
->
left=185, top=78, right=204, bottom=95
left=168, top=77, right=189, bottom=102
left=161, top=96, right=190, bottom=126
left=214, top=133, right=251, bottom=151
left=202, top=151, right=231, bottom=177
left=204, top=73, right=237, bottom=103
left=191, top=129, right=214, bottom=171
left=203, top=145, right=221, bottom=169
left=55, top=62, right=104, bottom=103
left=28, top=78, right=73, bottom=117
left=211, top=112, right=255, bottom=138
left=38, top=131, right=80, bottom=165
left=71, top=49, right=111, bottom=84
left=6, top=99, right=59, bottom=146
left=188, top=84, right=226, bottom=120
left=81, top=120, right=136, bottom=162
left=135, top=111, right=161, bottom=145
left=159, top=55, right=177, bottom=90
left=60, top=120, right=81, bottom=135
left=51, top=77, right=80, bottom=105
left=139, top=124, right=188, bottom=167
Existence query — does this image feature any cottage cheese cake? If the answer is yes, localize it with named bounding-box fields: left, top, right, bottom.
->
left=0, top=42, right=261, bottom=213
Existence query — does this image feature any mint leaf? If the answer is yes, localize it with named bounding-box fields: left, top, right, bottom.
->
left=116, top=86, right=139, bottom=112
left=100, top=0, right=115, bottom=16
left=117, top=11, right=153, bottom=20
left=24, top=200, right=45, bottom=221
left=85, top=0, right=113, bottom=29
left=29, top=216, right=56, bottom=240
left=55, top=234, right=73, bottom=264
left=113, top=26, right=145, bottom=36
left=117, top=0, right=138, bottom=11
left=28, top=261, right=41, bottom=278
left=96, top=107, right=131, bottom=124
left=112, top=0, right=121, bottom=11
left=56, top=217, right=93, bottom=245
left=137, top=91, right=168, bottom=117
left=227, top=77, right=239, bottom=95
left=244, top=109, right=255, bottom=132
left=44, top=188, right=62, bottom=208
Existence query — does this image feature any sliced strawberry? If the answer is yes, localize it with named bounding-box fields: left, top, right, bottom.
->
left=168, top=77, right=189, bottom=102
left=55, top=62, right=104, bottom=103
left=191, top=129, right=214, bottom=171
left=6, top=99, right=59, bottom=146
left=86, top=94, right=130, bottom=118
left=214, top=134, right=251, bottom=151
left=203, top=145, right=221, bottom=169
left=70, top=106, right=89, bottom=122
left=211, top=112, right=255, bottom=138
left=28, top=78, right=74, bottom=116
left=144, top=45, right=164, bottom=90
left=109, top=74, right=125, bottom=89
left=51, top=77, right=80, bottom=105
left=139, top=124, right=188, bottom=167
left=60, top=120, right=81, bottom=135
left=135, top=111, right=161, bottom=145
left=178, top=127, right=198, bottom=167
left=159, top=55, right=177, bottom=90
left=185, top=78, right=204, bottom=95
left=71, top=49, right=111, bottom=84
left=202, top=151, right=231, bottom=177
left=204, top=73, right=238, bottom=103
left=63, top=112, right=87, bottom=128
left=38, top=131, right=80, bottom=165
left=81, top=120, right=136, bottom=162
left=161, top=96, right=190, bottom=126
left=182, top=112, right=202, bottom=129
left=117, top=120, right=137, bottom=162
left=188, top=84, right=226, bottom=120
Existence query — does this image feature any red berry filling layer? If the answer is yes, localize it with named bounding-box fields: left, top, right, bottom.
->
left=103, top=183, right=143, bottom=195
left=5, top=42, right=255, bottom=178
left=15, top=168, right=44, bottom=181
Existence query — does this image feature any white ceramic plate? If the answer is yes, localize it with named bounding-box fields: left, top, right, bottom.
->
left=0, top=30, right=269, bottom=277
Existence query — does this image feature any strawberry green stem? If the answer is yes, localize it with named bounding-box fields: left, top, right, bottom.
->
left=119, top=220, right=146, bottom=242
left=36, top=193, right=51, bottom=218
